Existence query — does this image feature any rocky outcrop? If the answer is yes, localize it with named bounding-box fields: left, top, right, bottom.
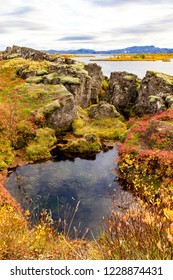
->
left=84, top=63, right=104, bottom=104
left=88, top=101, right=120, bottom=119
left=107, top=70, right=173, bottom=117
left=3, top=45, right=64, bottom=63
left=37, top=85, right=77, bottom=131
left=107, top=71, right=140, bottom=118
left=6, top=46, right=104, bottom=108
left=135, top=71, right=173, bottom=115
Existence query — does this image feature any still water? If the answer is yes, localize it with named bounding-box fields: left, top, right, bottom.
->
left=5, top=148, right=133, bottom=238
left=75, top=55, right=173, bottom=78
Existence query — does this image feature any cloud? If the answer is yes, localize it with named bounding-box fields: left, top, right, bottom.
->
left=5, top=6, right=35, bottom=17
left=58, top=35, right=96, bottom=41
left=0, top=20, right=46, bottom=33
left=87, top=0, right=173, bottom=6
left=0, top=0, right=173, bottom=50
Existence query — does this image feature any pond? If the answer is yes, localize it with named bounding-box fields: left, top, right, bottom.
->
left=75, top=55, right=173, bottom=78
left=5, top=147, right=134, bottom=239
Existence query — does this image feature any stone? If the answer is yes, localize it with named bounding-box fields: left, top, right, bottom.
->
left=88, top=101, right=120, bottom=119
left=135, top=71, right=173, bottom=115
left=84, top=63, right=104, bottom=104
left=107, top=71, right=140, bottom=118
left=40, top=85, right=77, bottom=131
left=3, top=45, right=65, bottom=63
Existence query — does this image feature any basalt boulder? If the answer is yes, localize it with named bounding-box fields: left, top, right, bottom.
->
left=107, top=71, right=140, bottom=118
left=3, top=45, right=64, bottom=63
left=135, top=71, right=173, bottom=115
left=37, top=85, right=77, bottom=131
left=88, top=101, right=120, bottom=119
left=84, top=63, right=104, bottom=104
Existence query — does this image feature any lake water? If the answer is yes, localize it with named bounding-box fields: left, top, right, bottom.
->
left=5, top=148, right=134, bottom=238
left=75, top=55, right=173, bottom=78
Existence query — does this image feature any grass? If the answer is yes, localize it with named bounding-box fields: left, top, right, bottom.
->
left=90, top=53, right=173, bottom=62
left=72, top=107, right=127, bottom=140
left=0, top=53, right=173, bottom=260
left=0, top=188, right=173, bottom=260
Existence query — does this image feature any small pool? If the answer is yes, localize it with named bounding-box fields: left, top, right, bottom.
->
left=5, top=148, right=134, bottom=238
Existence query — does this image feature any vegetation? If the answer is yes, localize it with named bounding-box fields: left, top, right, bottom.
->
left=90, top=53, right=173, bottom=62
left=0, top=52, right=173, bottom=260
left=118, top=109, right=173, bottom=208
left=72, top=107, right=126, bottom=140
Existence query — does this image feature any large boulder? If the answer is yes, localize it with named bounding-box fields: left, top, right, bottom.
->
left=88, top=101, right=120, bottom=119
left=135, top=71, right=173, bottom=115
left=3, top=45, right=64, bottom=63
left=37, top=85, right=77, bottom=131
left=84, top=63, right=104, bottom=104
left=107, top=71, right=140, bottom=118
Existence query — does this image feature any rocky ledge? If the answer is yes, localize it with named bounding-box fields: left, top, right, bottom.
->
left=1, top=45, right=173, bottom=166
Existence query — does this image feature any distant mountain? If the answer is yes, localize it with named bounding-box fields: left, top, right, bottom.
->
left=46, top=45, right=173, bottom=54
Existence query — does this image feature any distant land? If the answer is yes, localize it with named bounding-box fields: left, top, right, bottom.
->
left=46, top=45, right=173, bottom=54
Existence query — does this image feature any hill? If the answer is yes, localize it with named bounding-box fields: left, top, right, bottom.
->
left=46, top=45, right=173, bottom=54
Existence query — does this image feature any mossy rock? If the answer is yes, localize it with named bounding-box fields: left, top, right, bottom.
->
left=72, top=63, right=89, bottom=75
left=36, top=69, right=48, bottom=76
left=73, top=116, right=127, bottom=140
left=42, top=100, right=61, bottom=117
left=124, top=75, right=134, bottom=81
left=6, top=53, right=21, bottom=59
left=155, top=72, right=173, bottom=85
left=59, top=75, right=81, bottom=85
left=43, top=72, right=59, bottom=83
left=62, top=133, right=102, bottom=154
left=26, top=76, right=43, bottom=84
left=148, top=95, right=162, bottom=103
left=26, top=127, right=57, bottom=161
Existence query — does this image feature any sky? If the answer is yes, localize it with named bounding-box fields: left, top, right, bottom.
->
left=0, top=0, right=173, bottom=51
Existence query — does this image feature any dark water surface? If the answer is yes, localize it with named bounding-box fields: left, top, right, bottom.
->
left=5, top=148, right=133, bottom=238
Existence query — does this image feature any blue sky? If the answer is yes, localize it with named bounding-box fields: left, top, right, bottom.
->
left=0, top=0, right=173, bottom=50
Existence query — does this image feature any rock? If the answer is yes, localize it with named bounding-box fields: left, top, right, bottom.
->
left=6, top=46, right=105, bottom=109
left=84, top=63, right=104, bottom=104
left=135, top=71, right=173, bottom=115
left=3, top=45, right=65, bottom=63
left=61, top=133, right=102, bottom=154
left=107, top=71, right=140, bottom=118
left=40, top=85, right=77, bottom=131
left=88, top=101, right=120, bottom=119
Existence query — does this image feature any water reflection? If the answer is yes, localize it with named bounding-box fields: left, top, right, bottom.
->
left=5, top=148, right=134, bottom=238
left=75, top=55, right=173, bottom=78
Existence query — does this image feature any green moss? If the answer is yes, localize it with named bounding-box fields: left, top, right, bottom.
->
left=26, top=127, right=56, bottom=161
left=155, top=72, right=173, bottom=85
left=148, top=95, right=161, bottom=103
left=102, top=79, right=109, bottom=91
left=135, top=79, right=141, bottom=92
left=0, top=140, right=15, bottom=170
left=42, top=100, right=61, bottom=117
left=72, top=63, right=88, bottom=75
left=59, top=75, right=81, bottom=85
left=124, top=75, right=134, bottom=81
left=7, top=53, right=21, bottom=59
left=26, top=76, right=43, bottom=84
left=166, top=95, right=173, bottom=103
left=36, top=69, right=48, bottom=76
left=73, top=113, right=127, bottom=140
left=44, top=73, right=59, bottom=83
left=62, top=134, right=102, bottom=153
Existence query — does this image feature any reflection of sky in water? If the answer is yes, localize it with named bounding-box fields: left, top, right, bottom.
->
left=5, top=148, right=134, bottom=238
left=75, top=56, right=173, bottom=78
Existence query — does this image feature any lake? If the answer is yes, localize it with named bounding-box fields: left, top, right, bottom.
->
left=75, top=55, right=173, bottom=78
left=5, top=148, right=134, bottom=238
